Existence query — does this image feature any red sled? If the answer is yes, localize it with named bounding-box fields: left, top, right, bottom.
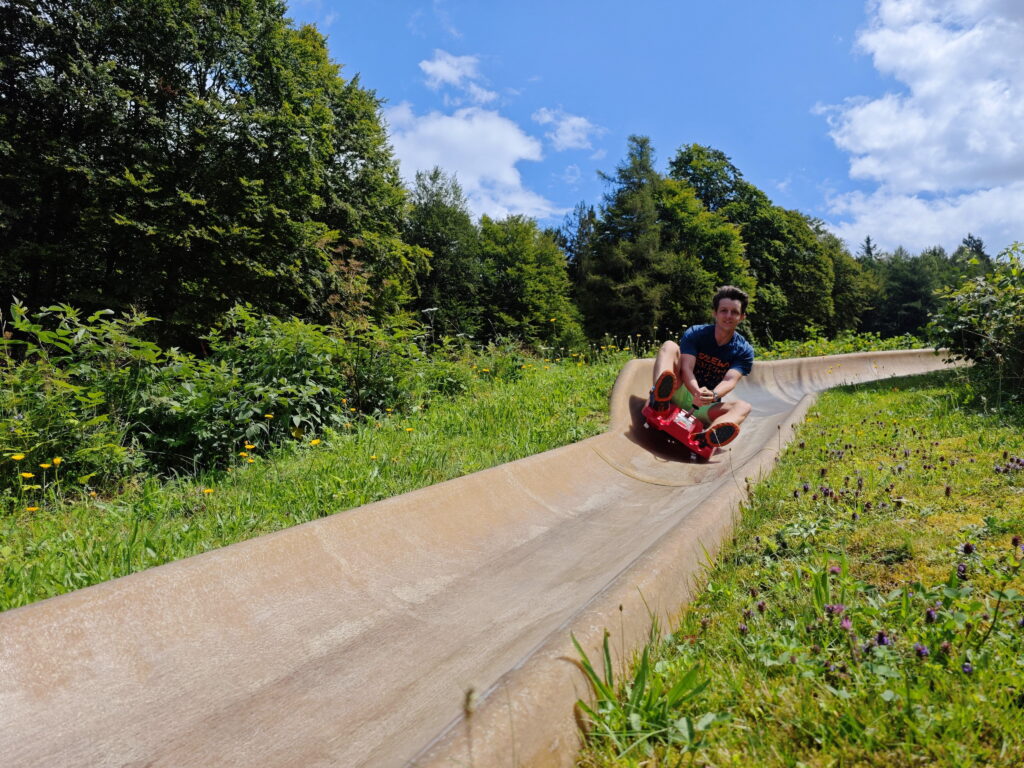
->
left=641, top=401, right=716, bottom=461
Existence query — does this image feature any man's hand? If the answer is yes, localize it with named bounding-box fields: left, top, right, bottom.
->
left=696, top=386, right=716, bottom=406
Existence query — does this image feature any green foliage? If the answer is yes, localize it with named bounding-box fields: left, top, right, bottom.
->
left=858, top=246, right=958, bottom=337
left=756, top=329, right=923, bottom=360
left=930, top=243, right=1024, bottom=400
left=478, top=215, right=586, bottom=349
left=0, top=304, right=157, bottom=494
left=0, top=0, right=418, bottom=340
left=578, top=137, right=750, bottom=340
left=0, top=303, right=426, bottom=497
left=572, top=631, right=723, bottom=760
left=580, top=373, right=1024, bottom=766
left=404, top=167, right=486, bottom=339
left=668, top=144, right=875, bottom=343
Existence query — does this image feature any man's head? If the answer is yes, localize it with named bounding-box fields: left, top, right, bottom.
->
left=712, top=285, right=749, bottom=314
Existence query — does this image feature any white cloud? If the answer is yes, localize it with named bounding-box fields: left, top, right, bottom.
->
left=531, top=107, right=603, bottom=151
left=827, top=183, right=1024, bottom=253
left=419, top=50, right=497, bottom=105
left=821, top=0, right=1024, bottom=252
left=385, top=103, right=562, bottom=220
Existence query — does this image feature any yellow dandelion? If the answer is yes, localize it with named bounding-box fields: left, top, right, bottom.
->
left=370, top=454, right=378, bottom=460
left=11, top=454, right=25, bottom=461
left=247, top=458, right=255, bottom=463
left=309, top=439, right=322, bottom=446
left=549, top=317, right=556, bottom=322
left=481, top=368, right=490, bottom=372
left=244, top=443, right=256, bottom=450
left=52, top=457, right=62, bottom=465
left=39, top=463, right=52, bottom=469
left=202, top=488, right=214, bottom=494
left=349, top=407, right=356, bottom=412
left=25, top=506, right=40, bottom=512
left=341, top=398, right=347, bottom=403
left=264, top=413, right=274, bottom=419
left=385, top=408, right=393, bottom=412
left=239, top=451, right=248, bottom=457
left=405, top=427, right=414, bottom=432
left=20, top=472, right=34, bottom=479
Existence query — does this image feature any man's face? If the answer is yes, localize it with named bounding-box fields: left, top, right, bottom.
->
left=713, top=298, right=745, bottom=332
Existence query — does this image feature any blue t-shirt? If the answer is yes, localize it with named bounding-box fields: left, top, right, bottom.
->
left=678, top=324, right=754, bottom=389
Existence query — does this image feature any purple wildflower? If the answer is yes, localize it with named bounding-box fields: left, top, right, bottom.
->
left=939, top=641, right=952, bottom=655
left=738, top=622, right=749, bottom=635
left=757, top=600, right=767, bottom=614
left=962, top=662, right=973, bottom=675
left=957, top=562, right=968, bottom=579
left=925, top=608, right=937, bottom=624
left=829, top=564, right=842, bottom=575
left=825, top=603, right=846, bottom=617
left=840, top=617, right=852, bottom=631
left=876, top=630, right=892, bottom=647
left=914, top=642, right=930, bottom=659
left=962, top=542, right=975, bottom=556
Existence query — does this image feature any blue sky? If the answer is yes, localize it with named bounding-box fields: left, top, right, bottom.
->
left=287, top=0, right=1023, bottom=256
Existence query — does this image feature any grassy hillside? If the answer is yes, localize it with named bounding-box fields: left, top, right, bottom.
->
left=576, top=369, right=1024, bottom=767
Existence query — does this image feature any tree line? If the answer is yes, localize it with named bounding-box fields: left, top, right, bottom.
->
left=0, top=0, right=998, bottom=349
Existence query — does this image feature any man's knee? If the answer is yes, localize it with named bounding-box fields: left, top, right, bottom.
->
left=715, top=398, right=751, bottom=422
left=730, top=399, right=752, bottom=421
left=657, top=340, right=680, bottom=357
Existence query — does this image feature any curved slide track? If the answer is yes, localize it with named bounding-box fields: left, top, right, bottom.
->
left=0, top=350, right=952, bottom=768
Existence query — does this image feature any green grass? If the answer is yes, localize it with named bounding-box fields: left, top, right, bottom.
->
left=0, top=353, right=628, bottom=611
left=576, top=369, right=1024, bottom=767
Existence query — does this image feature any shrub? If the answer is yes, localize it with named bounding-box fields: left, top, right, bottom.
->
left=1, top=304, right=156, bottom=498
left=930, top=243, right=1024, bottom=401
left=0, top=303, right=429, bottom=500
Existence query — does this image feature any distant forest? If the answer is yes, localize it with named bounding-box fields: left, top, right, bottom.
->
left=0, top=0, right=1001, bottom=348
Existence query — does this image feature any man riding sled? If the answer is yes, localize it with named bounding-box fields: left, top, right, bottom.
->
left=649, top=285, right=753, bottom=449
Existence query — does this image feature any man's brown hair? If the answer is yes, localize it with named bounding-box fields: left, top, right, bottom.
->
left=712, top=285, right=749, bottom=314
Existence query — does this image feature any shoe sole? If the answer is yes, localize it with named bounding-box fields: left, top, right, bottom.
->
left=706, top=422, right=740, bottom=447
left=653, top=370, right=675, bottom=402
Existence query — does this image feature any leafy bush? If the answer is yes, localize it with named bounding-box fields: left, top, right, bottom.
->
left=1, top=304, right=157, bottom=496
left=0, top=303, right=430, bottom=500
left=930, top=243, right=1024, bottom=400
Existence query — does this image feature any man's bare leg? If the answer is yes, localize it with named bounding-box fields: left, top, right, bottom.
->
left=652, top=340, right=681, bottom=395
left=707, top=399, right=751, bottom=428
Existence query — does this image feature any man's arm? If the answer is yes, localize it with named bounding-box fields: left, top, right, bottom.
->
left=679, top=353, right=717, bottom=406
left=711, top=368, right=744, bottom=400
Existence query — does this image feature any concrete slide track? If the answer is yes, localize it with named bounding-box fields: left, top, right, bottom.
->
left=0, top=350, right=952, bottom=767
